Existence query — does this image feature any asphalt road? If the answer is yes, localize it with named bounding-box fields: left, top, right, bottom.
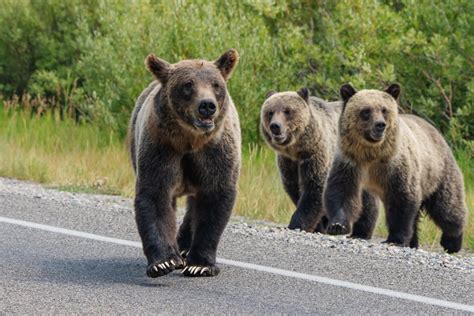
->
left=0, top=178, right=473, bottom=314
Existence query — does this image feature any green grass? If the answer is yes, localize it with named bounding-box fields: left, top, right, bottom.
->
left=0, top=109, right=472, bottom=252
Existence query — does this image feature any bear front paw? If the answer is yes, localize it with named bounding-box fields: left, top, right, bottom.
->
left=327, top=222, right=350, bottom=235
left=382, top=235, right=409, bottom=247
left=146, top=255, right=185, bottom=278
left=288, top=213, right=314, bottom=232
left=182, top=264, right=220, bottom=277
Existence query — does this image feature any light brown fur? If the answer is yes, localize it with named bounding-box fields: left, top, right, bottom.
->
left=324, top=84, right=467, bottom=252
left=260, top=89, right=379, bottom=237
left=339, top=90, right=399, bottom=164
left=261, top=91, right=339, bottom=162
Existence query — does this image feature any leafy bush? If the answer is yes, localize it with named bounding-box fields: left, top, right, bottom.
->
left=0, top=0, right=472, bottom=145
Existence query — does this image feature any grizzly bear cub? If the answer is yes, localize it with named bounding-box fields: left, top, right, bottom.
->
left=324, top=83, right=467, bottom=253
left=260, top=88, right=379, bottom=238
left=128, top=49, right=241, bottom=277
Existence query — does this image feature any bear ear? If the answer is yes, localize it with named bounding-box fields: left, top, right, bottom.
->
left=385, top=83, right=401, bottom=100
left=340, top=84, right=357, bottom=102
left=145, top=54, right=172, bottom=83
left=297, top=87, right=310, bottom=103
left=265, top=90, right=277, bottom=99
left=214, top=48, right=239, bottom=81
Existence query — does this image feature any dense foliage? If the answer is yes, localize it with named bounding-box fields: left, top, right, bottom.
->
left=1, top=0, right=473, bottom=147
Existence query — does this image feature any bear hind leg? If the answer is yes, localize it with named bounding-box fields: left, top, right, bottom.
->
left=424, top=178, right=466, bottom=253
left=177, top=196, right=196, bottom=260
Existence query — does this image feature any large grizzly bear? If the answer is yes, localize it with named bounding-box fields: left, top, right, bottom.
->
left=128, top=49, right=241, bottom=277
left=324, top=83, right=467, bottom=253
left=260, top=88, right=379, bottom=238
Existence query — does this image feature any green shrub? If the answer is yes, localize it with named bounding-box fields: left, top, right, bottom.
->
left=0, top=0, right=472, bottom=145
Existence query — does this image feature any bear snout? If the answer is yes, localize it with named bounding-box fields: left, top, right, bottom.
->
left=269, top=122, right=282, bottom=135
left=198, top=99, right=217, bottom=118
left=365, top=121, right=386, bottom=143
left=374, top=121, right=386, bottom=133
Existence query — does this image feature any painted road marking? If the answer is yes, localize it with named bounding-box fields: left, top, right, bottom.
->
left=1, top=216, right=473, bottom=313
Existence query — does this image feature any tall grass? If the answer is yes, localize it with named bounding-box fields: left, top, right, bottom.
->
left=0, top=110, right=134, bottom=196
left=0, top=110, right=472, bottom=252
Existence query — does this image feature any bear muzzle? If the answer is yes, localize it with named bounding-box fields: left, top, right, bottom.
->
left=366, top=126, right=386, bottom=143
left=193, top=100, right=219, bottom=132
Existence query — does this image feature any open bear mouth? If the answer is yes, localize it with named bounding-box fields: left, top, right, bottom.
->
left=194, top=118, right=215, bottom=131
left=271, top=134, right=288, bottom=145
left=366, top=131, right=385, bottom=143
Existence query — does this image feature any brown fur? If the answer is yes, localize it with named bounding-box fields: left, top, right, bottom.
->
left=324, top=84, right=467, bottom=253
left=128, top=49, right=241, bottom=277
left=260, top=88, right=379, bottom=237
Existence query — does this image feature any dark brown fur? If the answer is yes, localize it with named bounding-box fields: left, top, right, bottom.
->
left=128, top=49, right=241, bottom=277
left=324, top=84, right=467, bottom=253
left=260, top=88, right=379, bottom=238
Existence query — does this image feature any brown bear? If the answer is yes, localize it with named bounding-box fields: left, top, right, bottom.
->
left=128, top=49, right=241, bottom=277
left=324, top=83, right=467, bottom=253
left=260, top=88, right=379, bottom=238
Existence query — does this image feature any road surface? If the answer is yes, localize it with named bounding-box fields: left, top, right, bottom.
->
left=0, top=178, right=473, bottom=314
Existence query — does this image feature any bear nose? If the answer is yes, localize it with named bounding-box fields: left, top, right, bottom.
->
left=375, top=121, right=386, bottom=132
left=198, top=100, right=217, bottom=117
left=270, top=122, right=281, bottom=135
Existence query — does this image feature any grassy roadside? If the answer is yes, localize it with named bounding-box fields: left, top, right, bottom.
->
left=0, top=110, right=472, bottom=252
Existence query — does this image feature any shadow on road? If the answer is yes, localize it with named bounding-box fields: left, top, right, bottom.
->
left=35, top=256, right=181, bottom=288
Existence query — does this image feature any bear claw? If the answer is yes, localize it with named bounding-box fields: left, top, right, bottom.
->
left=147, top=256, right=185, bottom=278
left=182, top=264, right=219, bottom=277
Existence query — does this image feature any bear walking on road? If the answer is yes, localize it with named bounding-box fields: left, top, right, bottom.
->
left=128, top=49, right=241, bottom=277
left=260, top=88, right=379, bottom=238
left=324, top=83, right=467, bottom=253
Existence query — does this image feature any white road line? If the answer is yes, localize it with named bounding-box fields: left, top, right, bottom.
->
left=1, top=216, right=473, bottom=313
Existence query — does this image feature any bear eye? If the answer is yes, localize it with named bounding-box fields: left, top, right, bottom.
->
left=212, top=82, right=220, bottom=89
left=183, top=80, right=193, bottom=89
left=284, top=109, right=291, bottom=115
left=360, top=108, right=371, bottom=120
left=382, top=108, right=388, bottom=115
left=268, top=111, right=274, bottom=117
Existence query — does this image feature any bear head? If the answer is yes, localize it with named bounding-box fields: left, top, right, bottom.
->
left=145, top=49, right=239, bottom=134
left=339, top=83, right=401, bottom=162
left=260, top=87, right=311, bottom=148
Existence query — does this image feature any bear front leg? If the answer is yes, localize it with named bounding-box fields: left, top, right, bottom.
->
left=384, top=198, right=420, bottom=247
left=134, top=149, right=185, bottom=278
left=350, top=191, right=379, bottom=239
left=288, top=187, right=324, bottom=232
left=324, top=157, right=362, bottom=235
left=277, top=155, right=300, bottom=205
left=382, top=171, right=421, bottom=247
left=182, top=188, right=236, bottom=277
left=288, top=156, right=325, bottom=232
left=135, top=189, right=184, bottom=277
